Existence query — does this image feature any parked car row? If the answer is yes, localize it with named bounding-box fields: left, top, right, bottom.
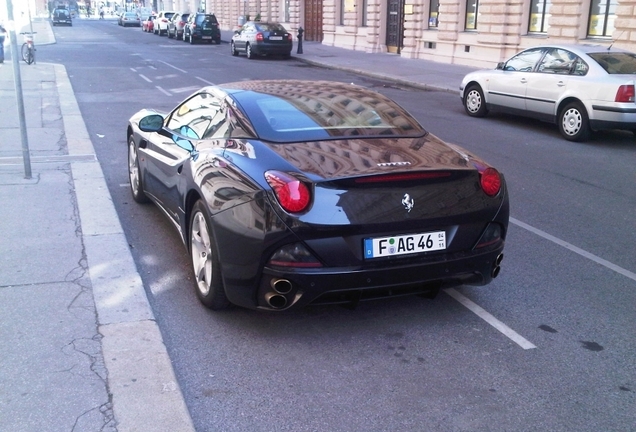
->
left=136, top=11, right=293, bottom=59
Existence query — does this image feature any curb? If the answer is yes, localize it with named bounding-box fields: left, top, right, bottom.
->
left=55, top=62, right=196, bottom=432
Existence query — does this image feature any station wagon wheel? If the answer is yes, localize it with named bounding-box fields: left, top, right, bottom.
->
left=463, top=84, right=488, bottom=117
left=559, top=101, right=591, bottom=142
left=231, top=41, right=238, bottom=56
left=127, top=136, right=149, bottom=204
left=246, top=43, right=254, bottom=59
left=190, top=200, right=230, bottom=310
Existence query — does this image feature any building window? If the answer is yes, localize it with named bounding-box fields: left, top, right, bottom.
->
left=465, top=0, right=479, bottom=30
left=587, top=0, right=617, bottom=37
left=429, top=0, right=439, bottom=28
left=528, top=0, right=550, bottom=33
left=361, top=0, right=368, bottom=26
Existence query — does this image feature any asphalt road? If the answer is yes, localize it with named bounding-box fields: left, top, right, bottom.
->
left=39, top=20, right=636, bottom=431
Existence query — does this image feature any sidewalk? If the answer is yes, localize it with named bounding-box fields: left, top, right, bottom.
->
left=0, top=19, right=194, bottom=432
left=0, top=18, right=479, bottom=431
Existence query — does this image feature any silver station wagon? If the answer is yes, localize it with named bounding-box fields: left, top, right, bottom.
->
left=460, top=44, right=636, bottom=141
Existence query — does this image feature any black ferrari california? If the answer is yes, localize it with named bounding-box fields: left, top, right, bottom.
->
left=127, top=80, right=509, bottom=311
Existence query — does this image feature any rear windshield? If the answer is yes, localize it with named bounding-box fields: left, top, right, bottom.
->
left=230, top=86, right=425, bottom=143
left=164, top=12, right=175, bottom=19
left=588, top=52, right=636, bottom=74
left=197, top=14, right=218, bottom=24
left=255, top=23, right=287, bottom=32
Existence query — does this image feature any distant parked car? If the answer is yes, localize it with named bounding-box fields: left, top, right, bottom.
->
left=154, top=11, right=175, bottom=35
left=118, top=11, right=140, bottom=27
left=231, top=21, right=293, bottom=59
left=167, top=12, right=190, bottom=39
left=142, top=15, right=155, bottom=32
left=52, top=7, right=72, bottom=26
left=460, top=44, right=636, bottom=142
left=183, top=13, right=221, bottom=44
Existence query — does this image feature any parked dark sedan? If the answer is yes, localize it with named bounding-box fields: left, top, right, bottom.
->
left=127, top=80, right=509, bottom=311
left=231, top=21, right=292, bottom=59
left=183, top=12, right=221, bottom=44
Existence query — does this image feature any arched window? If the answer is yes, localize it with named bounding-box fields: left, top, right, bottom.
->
left=587, top=0, right=617, bottom=37
left=528, top=0, right=551, bottom=33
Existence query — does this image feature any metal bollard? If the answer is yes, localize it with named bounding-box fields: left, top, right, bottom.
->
left=297, top=27, right=303, bottom=54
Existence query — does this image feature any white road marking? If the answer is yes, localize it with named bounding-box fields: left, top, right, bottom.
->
left=139, top=74, right=152, bottom=83
left=156, top=86, right=171, bottom=96
left=170, top=86, right=200, bottom=94
left=444, top=288, right=537, bottom=350
left=195, top=76, right=215, bottom=85
left=511, top=217, right=636, bottom=283
left=157, top=60, right=188, bottom=73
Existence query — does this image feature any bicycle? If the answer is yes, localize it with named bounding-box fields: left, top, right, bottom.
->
left=20, top=32, right=37, bottom=65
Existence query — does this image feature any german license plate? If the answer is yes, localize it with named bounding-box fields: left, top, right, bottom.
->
left=202, top=36, right=211, bottom=39
left=364, top=231, right=446, bottom=259
left=269, top=36, right=283, bottom=40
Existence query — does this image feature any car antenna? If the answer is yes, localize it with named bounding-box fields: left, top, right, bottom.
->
left=608, top=30, right=625, bottom=51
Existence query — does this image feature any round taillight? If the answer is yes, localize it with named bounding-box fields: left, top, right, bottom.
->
left=265, top=171, right=311, bottom=213
left=480, top=167, right=501, bottom=197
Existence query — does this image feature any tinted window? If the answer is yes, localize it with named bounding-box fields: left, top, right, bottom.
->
left=230, top=87, right=425, bottom=143
left=164, top=12, right=175, bottom=19
left=167, top=93, right=227, bottom=140
left=255, top=23, right=287, bottom=32
left=588, top=52, right=636, bottom=74
left=197, top=14, right=218, bottom=24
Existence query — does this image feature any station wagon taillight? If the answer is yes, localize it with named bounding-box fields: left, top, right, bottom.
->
left=256, top=32, right=264, bottom=42
left=615, top=85, right=635, bottom=102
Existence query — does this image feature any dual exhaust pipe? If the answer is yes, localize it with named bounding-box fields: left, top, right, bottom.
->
left=492, top=253, right=504, bottom=278
left=265, top=278, right=293, bottom=309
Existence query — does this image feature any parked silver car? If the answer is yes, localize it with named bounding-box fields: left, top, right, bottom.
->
left=460, top=44, right=636, bottom=141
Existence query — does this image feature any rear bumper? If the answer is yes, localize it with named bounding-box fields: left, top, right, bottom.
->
left=252, top=43, right=293, bottom=55
left=245, top=243, right=505, bottom=311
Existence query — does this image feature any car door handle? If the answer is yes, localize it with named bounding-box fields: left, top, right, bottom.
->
left=520, top=78, right=528, bottom=84
left=557, top=81, right=565, bottom=87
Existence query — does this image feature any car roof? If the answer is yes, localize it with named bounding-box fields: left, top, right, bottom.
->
left=522, top=43, right=634, bottom=56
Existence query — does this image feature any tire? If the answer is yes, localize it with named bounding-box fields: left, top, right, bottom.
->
left=215, top=37, right=221, bottom=45
left=246, top=43, right=254, bottom=59
left=21, top=43, right=28, bottom=62
left=230, top=41, right=238, bottom=56
left=190, top=200, right=229, bottom=310
left=127, top=136, right=149, bottom=204
left=26, top=50, right=34, bottom=65
left=558, top=101, right=591, bottom=142
left=463, top=84, right=488, bottom=117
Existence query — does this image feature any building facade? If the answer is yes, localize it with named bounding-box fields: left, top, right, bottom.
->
left=39, top=0, right=636, bottom=67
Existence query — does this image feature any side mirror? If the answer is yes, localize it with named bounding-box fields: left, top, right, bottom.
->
left=496, top=62, right=504, bottom=70
left=139, top=114, right=164, bottom=132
